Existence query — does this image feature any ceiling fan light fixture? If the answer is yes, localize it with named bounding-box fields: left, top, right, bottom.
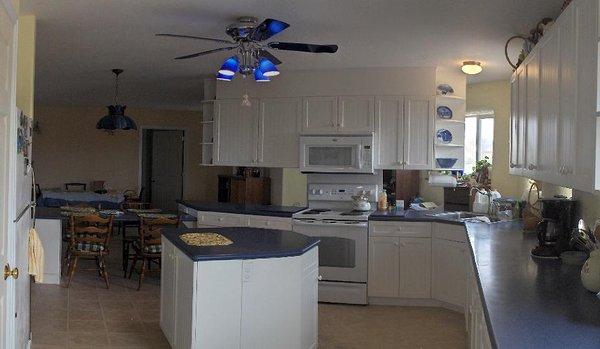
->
left=258, top=58, right=279, bottom=77
left=461, top=61, right=483, bottom=75
left=216, top=73, right=233, bottom=81
left=254, top=68, right=270, bottom=82
left=219, top=56, right=239, bottom=76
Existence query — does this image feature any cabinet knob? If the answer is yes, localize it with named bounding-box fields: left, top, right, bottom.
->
left=400, top=242, right=406, bottom=247
left=218, top=217, right=224, bottom=221
left=393, top=242, right=399, bottom=246
left=317, top=275, right=323, bottom=281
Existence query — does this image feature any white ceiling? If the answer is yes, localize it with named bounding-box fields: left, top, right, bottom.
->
left=22, top=0, right=563, bottom=110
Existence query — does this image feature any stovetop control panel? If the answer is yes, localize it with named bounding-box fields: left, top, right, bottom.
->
left=307, top=184, right=378, bottom=202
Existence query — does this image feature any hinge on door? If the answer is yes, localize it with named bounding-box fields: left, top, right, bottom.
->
left=14, top=312, right=17, bottom=318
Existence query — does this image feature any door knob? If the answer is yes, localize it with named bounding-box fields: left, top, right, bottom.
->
left=4, top=264, right=18, bottom=280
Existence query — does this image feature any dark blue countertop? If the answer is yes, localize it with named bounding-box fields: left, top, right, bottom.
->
left=177, top=200, right=306, bottom=218
left=161, top=227, right=319, bottom=261
left=35, top=207, right=196, bottom=222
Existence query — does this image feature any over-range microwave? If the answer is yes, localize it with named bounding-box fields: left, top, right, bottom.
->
left=299, top=134, right=374, bottom=173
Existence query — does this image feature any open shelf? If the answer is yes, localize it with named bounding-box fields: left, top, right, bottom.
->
left=436, top=119, right=465, bottom=124
left=435, top=143, right=464, bottom=147
left=436, top=95, right=466, bottom=101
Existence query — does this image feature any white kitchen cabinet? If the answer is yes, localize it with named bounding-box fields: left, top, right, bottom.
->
left=509, top=73, right=522, bottom=175
left=302, top=96, right=338, bottom=134
left=398, top=237, right=431, bottom=298
left=160, top=239, right=176, bottom=347
left=368, top=222, right=432, bottom=299
left=258, top=97, right=302, bottom=167
left=524, top=52, right=539, bottom=176
left=338, top=96, right=375, bottom=133
left=537, top=30, right=559, bottom=182
left=247, top=215, right=292, bottom=230
left=368, top=236, right=400, bottom=297
left=467, top=250, right=492, bottom=349
left=432, top=238, right=467, bottom=308
left=404, top=96, right=434, bottom=170
left=375, top=96, right=433, bottom=170
left=215, top=98, right=258, bottom=166
left=197, top=211, right=246, bottom=227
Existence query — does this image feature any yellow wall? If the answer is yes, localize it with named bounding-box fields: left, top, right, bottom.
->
left=16, top=15, right=35, bottom=117
left=33, top=106, right=229, bottom=201
left=281, top=169, right=307, bottom=206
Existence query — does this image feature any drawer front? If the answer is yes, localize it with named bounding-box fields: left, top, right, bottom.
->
left=433, top=223, right=467, bottom=243
left=246, top=216, right=292, bottom=230
left=369, top=221, right=432, bottom=238
left=197, top=212, right=246, bottom=227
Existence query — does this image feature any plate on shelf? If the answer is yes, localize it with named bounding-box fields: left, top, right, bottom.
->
left=436, top=129, right=453, bottom=144
left=437, top=84, right=454, bottom=95
left=437, top=106, right=453, bottom=119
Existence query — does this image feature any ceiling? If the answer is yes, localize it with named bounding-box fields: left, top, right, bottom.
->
left=22, top=0, right=563, bottom=110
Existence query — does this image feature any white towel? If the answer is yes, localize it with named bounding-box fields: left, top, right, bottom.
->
left=28, top=227, right=44, bottom=283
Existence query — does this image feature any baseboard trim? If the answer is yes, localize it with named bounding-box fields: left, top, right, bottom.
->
left=368, top=297, right=465, bottom=313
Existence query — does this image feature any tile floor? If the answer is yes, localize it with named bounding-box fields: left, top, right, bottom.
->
left=31, top=237, right=466, bottom=349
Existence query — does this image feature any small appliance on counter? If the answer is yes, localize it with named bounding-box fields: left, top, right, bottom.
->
left=531, top=198, right=577, bottom=259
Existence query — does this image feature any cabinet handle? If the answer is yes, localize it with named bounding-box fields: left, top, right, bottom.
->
left=218, top=217, right=224, bottom=221
left=393, top=242, right=399, bottom=246
left=317, top=275, right=323, bottom=281
left=400, top=242, right=406, bottom=247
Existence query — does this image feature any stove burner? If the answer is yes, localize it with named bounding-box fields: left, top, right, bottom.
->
left=303, top=209, right=331, bottom=215
left=340, top=210, right=367, bottom=216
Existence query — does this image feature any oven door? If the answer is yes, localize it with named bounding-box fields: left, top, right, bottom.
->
left=292, top=219, right=368, bottom=283
left=299, top=136, right=373, bottom=173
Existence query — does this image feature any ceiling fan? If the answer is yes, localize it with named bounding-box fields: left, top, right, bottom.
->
left=156, top=16, right=339, bottom=82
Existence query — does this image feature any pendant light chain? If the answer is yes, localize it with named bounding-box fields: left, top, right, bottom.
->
left=114, top=72, right=119, bottom=105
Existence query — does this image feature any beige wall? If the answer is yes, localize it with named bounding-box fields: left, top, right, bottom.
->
left=33, top=106, right=229, bottom=201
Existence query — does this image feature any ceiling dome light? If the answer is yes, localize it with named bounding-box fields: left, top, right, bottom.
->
left=461, top=61, right=483, bottom=75
left=258, top=58, right=279, bottom=77
left=219, top=56, right=239, bottom=76
left=254, top=68, right=270, bottom=82
left=96, top=69, right=137, bottom=131
left=216, top=73, right=233, bottom=81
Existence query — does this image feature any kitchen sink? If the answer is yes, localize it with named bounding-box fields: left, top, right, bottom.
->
left=426, top=211, right=502, bottom=223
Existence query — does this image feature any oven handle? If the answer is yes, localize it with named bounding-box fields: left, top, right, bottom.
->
left=293, top=219, right=368, bottom=228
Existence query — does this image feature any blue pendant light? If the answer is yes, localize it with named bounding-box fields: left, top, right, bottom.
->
left=96, top=69, right=137, bottom=131
left=216, top=73, right=233, bottom=81
left=258, top=58, right=279, bottom=77
left=254, top=68, right=270, bottom=82
left=219, top=56, right=239, bottom=76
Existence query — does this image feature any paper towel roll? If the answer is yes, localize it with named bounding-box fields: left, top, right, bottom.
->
left=428, top=174, right=457, bottom=187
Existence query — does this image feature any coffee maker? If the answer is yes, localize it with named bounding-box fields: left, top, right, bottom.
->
left=531, top=198, right=578, bottom=259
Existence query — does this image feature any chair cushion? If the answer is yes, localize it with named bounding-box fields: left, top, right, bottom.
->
left=73, top=242, right=105, bottom=252
left=133, top=241, right=161, bottom=254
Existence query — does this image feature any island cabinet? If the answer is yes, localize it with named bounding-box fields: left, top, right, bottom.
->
left=431, top=223, right=468, bottom=309
left=195, top=211, right=292, bottom=230
left=509, top=0, right=600, bottom=192
left=368, top=221, right=432, bottom=299
left=160, top=236, right=319, bottom=349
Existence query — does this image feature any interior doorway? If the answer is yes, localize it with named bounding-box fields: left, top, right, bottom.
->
left=141, top=128, right=185, bottom=211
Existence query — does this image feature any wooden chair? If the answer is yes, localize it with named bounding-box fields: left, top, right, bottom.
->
left=128, top=216, right=179, bottom=290
left=66, top=214, right=113, bottom=288
left=123, top=187, right=145, bottom=203
left=65, top=182, right=87, bottom=191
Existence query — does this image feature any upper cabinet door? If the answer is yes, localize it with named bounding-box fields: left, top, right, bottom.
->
left=538, top=31, right=559, bottom=183
left=509, top=73, right=521, bottom=175
left=403, top=96, right=433, bottom=170
left=517, top=68, right=527, bottom=173
left=524, top=53, right=539, bottom=176
left=301, top=96, right=338, bottom=134
left=215, top=99, right=258, bottom=166
left=338, top=96, right=375, bottom=133
left=375, top=97, right=404, bottom=169
left=257, top=97, right=302, bottom=167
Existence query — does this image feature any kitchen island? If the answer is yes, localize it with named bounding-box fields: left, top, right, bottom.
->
left=160, top=227, right=320, bottom=349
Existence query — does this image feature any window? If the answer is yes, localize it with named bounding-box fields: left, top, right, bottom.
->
left=464, top=112, right=494, bottom=174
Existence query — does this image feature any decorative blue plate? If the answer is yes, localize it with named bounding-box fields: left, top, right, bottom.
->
left=436, top=129, right=453, bottom=144
left=437, top=106, right=453, bottom=119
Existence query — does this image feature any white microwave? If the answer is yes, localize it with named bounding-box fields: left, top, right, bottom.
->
left=299, top=135, right=374, bottom=173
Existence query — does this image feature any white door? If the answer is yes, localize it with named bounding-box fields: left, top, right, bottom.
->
left=216, top=99, right=257, bottom=165
left=338, top=96, right=374, bottom=133
left=257, top=97, right=301, bottom=167
left=403, top=96, right=433, bottom=169
left=150, top=130, right=184, bottom=211
left=0, top=2, right=20, bottom=347
left=524, top=53, right=539, bottom=176
left=398, top=237, right=431, bottom=298
left=367, top=236, right=399, bottom=297
left=432, top=239, right=467, bottom=307
left=301, top=96, right=337, bottom=134
left=375, top=96, right=404, bottom=169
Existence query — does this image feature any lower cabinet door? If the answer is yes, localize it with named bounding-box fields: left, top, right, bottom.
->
left=398, top=237, right=431, bottom=298
left=432, top=238, right=468, bottom=307
left=174, top=249, right=195, bottom=349
left=160, top=239, right=176, bottom=347
left=368, top=236, right=400, bottom=297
